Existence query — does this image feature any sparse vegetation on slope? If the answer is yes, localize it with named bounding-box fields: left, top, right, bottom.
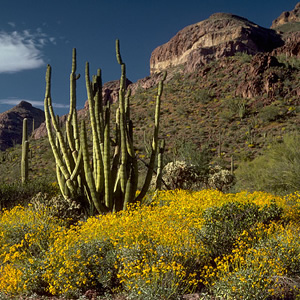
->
left=0, top=52, right=299, bottom=196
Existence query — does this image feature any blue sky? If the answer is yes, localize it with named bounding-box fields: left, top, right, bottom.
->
left=0, top=0, right=298, bottom=115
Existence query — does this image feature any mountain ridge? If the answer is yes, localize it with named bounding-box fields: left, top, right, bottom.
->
left=0, top=3, right=299, bottom=153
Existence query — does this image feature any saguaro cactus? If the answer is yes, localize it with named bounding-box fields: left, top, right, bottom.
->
left=44, top=40, right=166, bottom=214
left=21, top=118, right=29, bottom=184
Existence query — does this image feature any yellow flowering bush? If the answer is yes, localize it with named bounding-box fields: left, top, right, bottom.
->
left=0, top=189, right=299, bottom=299
left=43, top=223, right=118, bottom=297
left=205, top=223, right=300, bottom=299
left=0, top=205, right=63, bottom=296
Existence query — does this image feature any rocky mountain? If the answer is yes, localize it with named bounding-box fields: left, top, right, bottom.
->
left=4, top=4, right=300, bottom=147
left=150, top=13, right=284, bottom=74
left=0, top=5, right=299, bottom=185
left=271, top=2, right=300, bottom=31
left=0, top=101, right=44, bottom=151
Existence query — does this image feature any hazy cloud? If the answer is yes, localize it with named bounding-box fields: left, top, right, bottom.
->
left=0, top=29, right=56, bottom=73
left=0, top=98, right=69, bottom=109
left=8, top=22, right=16, bottom=28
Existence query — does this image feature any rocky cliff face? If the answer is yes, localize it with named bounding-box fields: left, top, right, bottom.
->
left=271, top=2, right=300, bottom=30
left=0, top=101, right=45, bottom=151
left=150, top=13, right=284, bottom=74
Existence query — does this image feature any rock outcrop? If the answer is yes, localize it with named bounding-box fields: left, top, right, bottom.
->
left=150, top=13, right=284, bottom=74
left=271, top=2, right=300, bottom=30
left=0, top=101, right=45, bottom=151
left=271, top=32, right=300, bottom=57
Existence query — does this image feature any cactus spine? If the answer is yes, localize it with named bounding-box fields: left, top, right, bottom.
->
left=21, top=118, right=29, bottom=184
left=45, top=40, right=166, bottom=214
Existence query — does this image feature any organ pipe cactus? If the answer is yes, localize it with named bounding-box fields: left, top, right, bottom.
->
left=21, top=118, right=29, bottom=184
left=44, top=40, right=166, bottom=214
left=155, top=139, right=165, bottom=190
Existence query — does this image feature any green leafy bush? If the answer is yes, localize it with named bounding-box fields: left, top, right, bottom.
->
left=193, top=89, right=213, bottom=104
left=235, top=132, right=300, bottom=194
left=258, top=104, right=282, bottom=123
left=0, top=180, right=59, bottom=209
left=199, top=201, right=283, bottom=258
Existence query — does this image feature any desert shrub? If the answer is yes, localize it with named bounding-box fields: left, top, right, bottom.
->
left=166, top=141, right=211, bottom=189
left=208, top=223, right=300, bottom=299
left=29, top=192, right=84, bottom=226
left=193, top=89, right=213, bottom=104
left=163, top=161, right=200, bottom=189
left=0, top=180, right=59, bottom=209
left=223, top=97, right=248, bottom=119
left=43, top=227, right=118, bottom=298
left=118, top=242, right=200, bottom=300
left=0, top=205, right=63, bottom=296
left=198, top=201, right=283, bottom=258
left=234, top=52, right=252, bottom=63
left=258, top=104, right=282, bottom=123
left=235, top=132, right=300, bottom=194
left=208, top=165, right=234, bottom=192
left=0, top=190, right=299, bottom=299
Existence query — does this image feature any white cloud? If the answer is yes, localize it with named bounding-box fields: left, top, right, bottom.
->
left=0, top=98, right=69, bottom=109
left=0, top=29, right=55, bottom=73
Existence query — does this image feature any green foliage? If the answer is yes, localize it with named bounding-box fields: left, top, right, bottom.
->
left=44, top=233, right=118, bottom=298
left=0, top=180, right=59, bottom=210
left=193, top=89, right=213, bottom=104
left=209, top=223, right=300, bottom=300
left=235, top=132, right=300, bottom=194
left=274, top=22, right=300, bottom=33
left=234, top=52, right=252, bottom=63
left=199, top=201, right=283, bottom=258
left=258, top=104, right=282, bottom=123
left=222, top=97, right=248, bottom=120
left=172, top=141, right=211, bottom=184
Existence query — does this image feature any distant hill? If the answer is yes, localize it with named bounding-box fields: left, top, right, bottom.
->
left=0, top=101, right=44, bottom=151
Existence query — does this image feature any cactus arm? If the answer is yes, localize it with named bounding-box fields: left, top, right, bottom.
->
left=135, top=72, right=166, bottom=202
left=69, top=48, right=81, bottom=154
left=80, top=121, right=108, bottom=213
left=156, top=139, right=165, bottom=190
left=44, top=65, right=76, bottom=195
left=70, top=146, right=83, bottom=181
left=94, top=69, right=105, bottom=149
left=103, top=105, right=113, bottom=210
left=124, top=120, right=138, bottom=206
left=22, top=118, right=28, bottom=144
left=116, top=40, right=128, bottom=193
left=85, top=62, right=104, bottom=193
left=66, top=49, right=76, bottom=156
left=47, top=94, right=74, bottom=175
left=111, top=108, right=121, bottom=201
left=21, top=118, right=29, bottom=184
